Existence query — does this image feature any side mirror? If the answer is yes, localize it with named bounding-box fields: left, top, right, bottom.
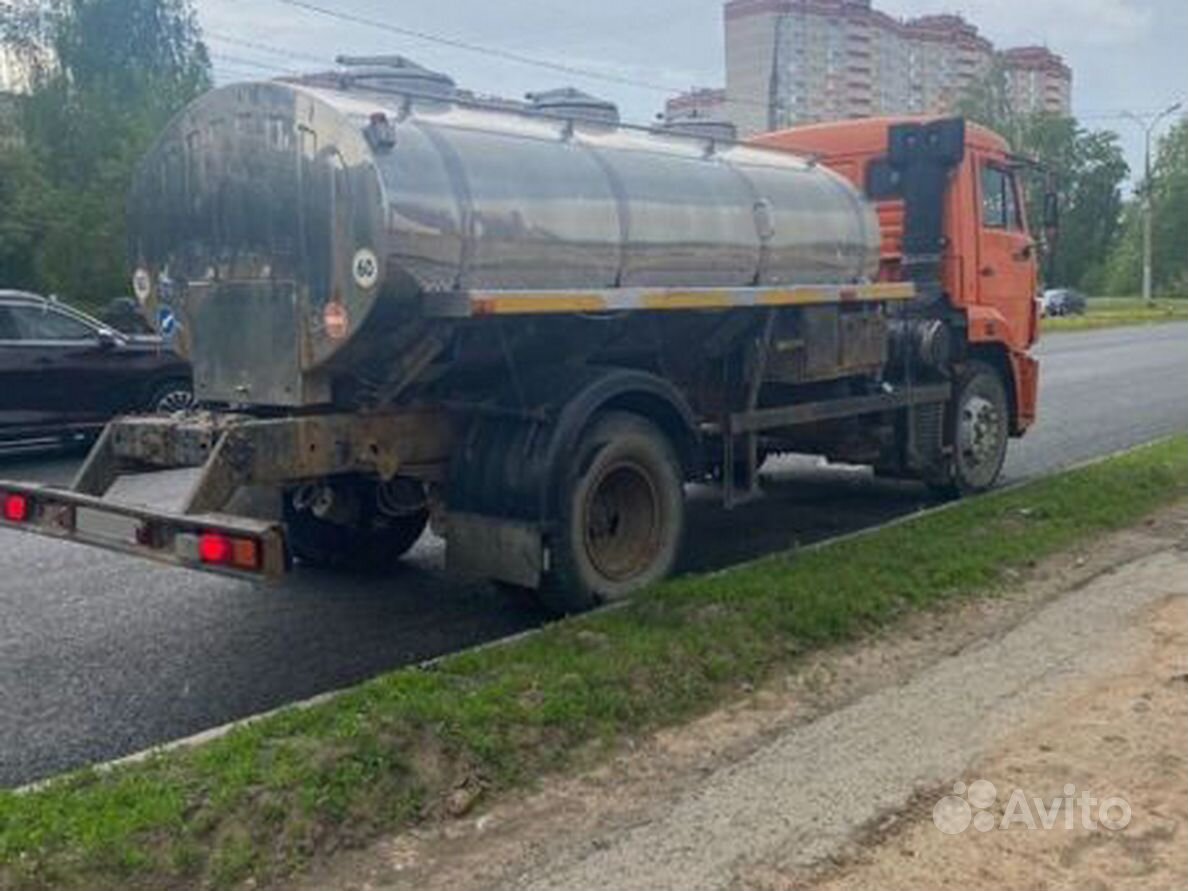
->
left=96, top=328, right=120, bottom=350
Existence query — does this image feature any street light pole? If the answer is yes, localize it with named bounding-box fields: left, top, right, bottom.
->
left=1124, top=102, right=1182, bottom=306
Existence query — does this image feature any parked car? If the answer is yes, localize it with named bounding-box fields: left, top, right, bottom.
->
left=0, top=290, right=192, bottom=451
left=1042, top=288, right=1088, bottom=317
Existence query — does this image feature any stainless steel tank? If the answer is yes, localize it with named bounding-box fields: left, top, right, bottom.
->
left=129, top=77, right=880, bottom=406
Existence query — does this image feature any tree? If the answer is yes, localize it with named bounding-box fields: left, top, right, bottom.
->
left=1147, top=120, right=1188, bottom=294
left=1038, top=123, right=1128, bottom=291
left=955, top=59, right=1021, bottom=146
left=0, top=145, right=53, bottom=286
left=957, top=80, right=1129, bottom=292
left=1103, top=121, right=1188, bottom=296
left=0, top=0, right=210, bottom=308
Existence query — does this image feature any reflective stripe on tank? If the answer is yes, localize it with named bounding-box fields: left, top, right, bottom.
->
left=450, top=282, right=917, bottom=317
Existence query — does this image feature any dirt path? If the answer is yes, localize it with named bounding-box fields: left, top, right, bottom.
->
left=300, top=506, right=1188, bottom=891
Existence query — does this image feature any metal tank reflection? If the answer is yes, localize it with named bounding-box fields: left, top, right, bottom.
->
left=129, top=59, right=881, bottom=405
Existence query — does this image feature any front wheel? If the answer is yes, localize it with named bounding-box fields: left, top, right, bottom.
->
left=930, top=361, right=1010, bottom=498
left=536, top=412, right=686, bottom=615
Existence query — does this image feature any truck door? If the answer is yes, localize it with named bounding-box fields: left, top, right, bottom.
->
left=976, top=160, right=1037, bottom=348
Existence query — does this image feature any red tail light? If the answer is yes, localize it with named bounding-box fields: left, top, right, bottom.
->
left=198, top=531, right=261, bottom=571
left=198, top=532, right=233, bottom=565
left=2, top=492, right=30, bottom=523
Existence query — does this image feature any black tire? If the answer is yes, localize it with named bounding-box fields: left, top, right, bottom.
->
left=930, top=360, right=1010, bottom=498
left=536, top=411, right=685, bottom=615
left=147, top=378, right=194, bottom=414
left=284, top=480, right=429, bottom=571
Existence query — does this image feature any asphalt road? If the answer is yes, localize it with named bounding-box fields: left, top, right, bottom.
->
left=1, top=323, right=1186, bottom=788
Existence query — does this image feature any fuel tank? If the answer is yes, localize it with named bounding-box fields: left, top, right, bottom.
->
left=130, top=76, right=880, bottom=406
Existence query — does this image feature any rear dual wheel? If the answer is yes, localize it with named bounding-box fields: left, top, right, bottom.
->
left=534, top=412, right=686, bottom=615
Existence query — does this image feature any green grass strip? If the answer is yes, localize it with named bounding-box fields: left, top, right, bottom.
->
left=3, top=436, right=1188, bottom=891
left=1043, top=297, right=1188, bottom=332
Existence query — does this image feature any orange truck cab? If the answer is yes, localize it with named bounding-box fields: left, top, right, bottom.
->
left=754, top=117, right=1041, bottom=435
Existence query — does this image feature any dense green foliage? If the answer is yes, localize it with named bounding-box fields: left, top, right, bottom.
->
left=0, top=0, right=210, bottom=309
left=1103, top=120, right=1188, bottom=296
left=957, top=63, right=1131, bottom=293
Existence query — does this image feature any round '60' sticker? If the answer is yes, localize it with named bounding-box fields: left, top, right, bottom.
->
left=352, top=248, right=380, bottom=290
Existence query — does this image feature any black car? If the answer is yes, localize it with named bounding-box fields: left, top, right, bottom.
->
left=0, top=290, right=192, bottom=450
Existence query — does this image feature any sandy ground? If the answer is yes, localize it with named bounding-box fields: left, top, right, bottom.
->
left=741, top=595, right=1188, bottom=891
left=299, top=504, right=1188, bottom=891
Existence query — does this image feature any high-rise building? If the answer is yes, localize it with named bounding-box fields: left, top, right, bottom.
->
left=1000, top=46, right=1073, bottom=116
left=719, top=0, right=1072, bottom=136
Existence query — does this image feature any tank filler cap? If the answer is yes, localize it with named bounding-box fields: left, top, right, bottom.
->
left=336, top=55, right=456, bottom=99
left=526, top=87, right=620, bottom=125
left=658, top=113, right=738, bottom=143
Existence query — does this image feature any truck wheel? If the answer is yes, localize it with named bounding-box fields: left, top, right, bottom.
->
left=285, top=480, right=429, bottom=571
left=536, top=412, right=686, bottom=615
left=932, top=361, right=1010, bottom=497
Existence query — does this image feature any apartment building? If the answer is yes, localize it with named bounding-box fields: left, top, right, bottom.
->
left=1001, top=46, right=1073, bottom=116
left=720, top=0, right=1072, bottom=135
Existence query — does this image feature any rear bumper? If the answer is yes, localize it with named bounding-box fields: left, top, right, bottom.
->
left=0, top=408, right=453, bottom=582
left=0, top=481, right=289, bottom=581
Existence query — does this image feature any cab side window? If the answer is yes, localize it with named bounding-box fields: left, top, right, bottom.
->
left=981, top=165, right=1022, bottom=231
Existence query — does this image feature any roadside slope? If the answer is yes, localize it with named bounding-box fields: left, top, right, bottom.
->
left=299, top=504, right=1188, bottom=891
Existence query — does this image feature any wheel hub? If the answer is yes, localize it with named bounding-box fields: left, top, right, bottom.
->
left=583, top=461, right=662, bottom=583
left=155, top=389, right=195, bottom=414
left=959, top=395, right=1001, bottom=469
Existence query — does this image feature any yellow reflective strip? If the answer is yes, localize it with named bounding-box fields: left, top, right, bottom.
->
left=757, top=289, right=831, bottom=306
left=470, top=282, right=917, bottom=316
left=475, top=294, right=607, bottom=315
left=858, top=283, right=917, bottom=301
left=641, top=291, right=734, bottom=310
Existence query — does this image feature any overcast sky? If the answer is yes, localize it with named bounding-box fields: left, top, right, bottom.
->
left=195, top=0, right=1187, bottom=180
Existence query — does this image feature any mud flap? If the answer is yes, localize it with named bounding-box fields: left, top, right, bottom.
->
left=446, top=512, right=545, bottom=589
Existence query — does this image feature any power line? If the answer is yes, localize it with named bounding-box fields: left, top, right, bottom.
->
left=206, top=12, right=1168, bottom=133
left=207, top=51, right=299, bottom=76
left=233, top=7, right=791, bottom=118
left=205, top=31, right=334, bottom=67
left=1078, top=108, right=1182, bottom=121
left=273, top=0, right=695, bottom=97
